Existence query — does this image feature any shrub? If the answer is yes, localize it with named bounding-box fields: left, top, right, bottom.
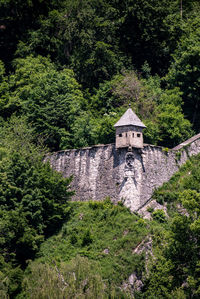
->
left=22, top=256, right=108, bottom=299
left=82, top=230, right=93, bottom=247
left=152, top=210, right=166, bottom=223
left=147, top=207, right=154, bottom=213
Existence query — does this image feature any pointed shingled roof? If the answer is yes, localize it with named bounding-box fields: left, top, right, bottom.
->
left=114, top=108, right=146, bottom=128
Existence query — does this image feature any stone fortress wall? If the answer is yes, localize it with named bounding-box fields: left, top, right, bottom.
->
left=47, top=133, right=200, bottom=211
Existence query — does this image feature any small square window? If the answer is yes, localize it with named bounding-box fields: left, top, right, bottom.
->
left=119, top=133, right=122, bottom=137
left=137, top=133, right=141, bottom=138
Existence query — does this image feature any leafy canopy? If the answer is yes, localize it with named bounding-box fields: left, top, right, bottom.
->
left=0, top=55, right=85, bottom=151
left=0, top=117, right=73, bottom=267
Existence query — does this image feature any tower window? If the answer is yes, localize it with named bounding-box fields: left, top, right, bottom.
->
left=137, top=133, right=141, bottom=138
left=126, top=133, right=127, bottom=137
left=119, top=133, right=122, bottom=137
left=132, top=133, right=134, bottom=137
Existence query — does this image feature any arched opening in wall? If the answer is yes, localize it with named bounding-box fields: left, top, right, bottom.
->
left=119, top=133, right=122, bottom=137
left=137, top=133, right=141, bottom=138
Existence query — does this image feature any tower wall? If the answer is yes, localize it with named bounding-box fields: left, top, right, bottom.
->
left=116, top=126, right=144, bottom=149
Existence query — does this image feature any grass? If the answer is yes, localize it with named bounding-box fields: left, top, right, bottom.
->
left=32, top=200, right=149, bottom=286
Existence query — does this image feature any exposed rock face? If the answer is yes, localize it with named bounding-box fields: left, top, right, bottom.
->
left=46, top=134, right=200, bottom=211
left=122, top=273, right=143, bottom=294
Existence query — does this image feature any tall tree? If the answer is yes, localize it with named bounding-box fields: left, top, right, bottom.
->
left=0, top=55, right=85, bottom=150
left=165, top=13, right=200, bottom=130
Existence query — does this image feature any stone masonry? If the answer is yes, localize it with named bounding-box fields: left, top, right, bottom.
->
left=47, top=133, right=200, bottom=212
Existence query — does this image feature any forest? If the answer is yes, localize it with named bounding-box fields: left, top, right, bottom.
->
left=1, top=0, right=200, bottom=298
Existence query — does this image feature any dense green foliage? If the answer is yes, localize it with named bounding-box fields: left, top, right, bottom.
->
left=0, top=118, right=73, bottom=297
left=1, top=0, right=200, bottom=297
left=22, top=256, right=112, bottom=299
left=0, top=58, right=194, bottom=150
left=19, top=200, right=148, bottom=298
left=165, top=13, right=200, bottom=130
left=1, top=0, right=200, bottom=151
left=141, top=154, right=200, bottom=298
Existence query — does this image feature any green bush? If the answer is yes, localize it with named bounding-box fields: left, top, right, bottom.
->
left=154, top=189, right=179, bottom=204
left=0, top=118, right=74, bottom=297
left=22, top=256, right=109, bottom=299
left=152, top=210, right=166, bottom=223
left=82, top=230, right=93, bottom=247
left=29, top=201, right=149, bottom=289
left=147, top=207, right=154, bottom=213
left=70, top=233, right=78, bottom=245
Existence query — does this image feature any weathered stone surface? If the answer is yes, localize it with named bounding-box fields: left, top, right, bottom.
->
left=46, top=134, right=200, bottom=211
left=115, top=125, right=144, bottom=149
left=122, top=273, right=143, bottom=294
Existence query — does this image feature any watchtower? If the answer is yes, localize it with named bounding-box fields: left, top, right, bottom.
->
left=114, top=108, right=146, bottom=149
